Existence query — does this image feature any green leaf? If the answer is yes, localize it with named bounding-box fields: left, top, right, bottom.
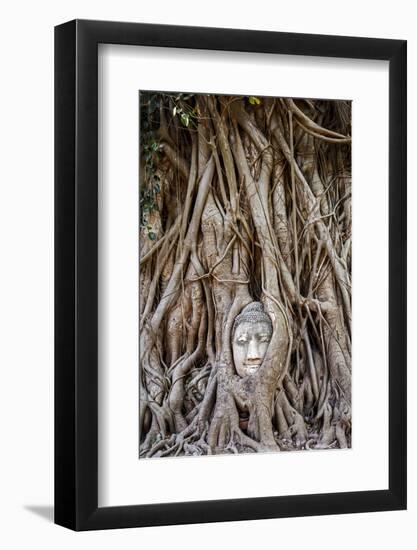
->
left=180, top=113, right=189, bottom=127
left=248, top=96, right=261, bottom=105
left=148, top=231, right=157, bottom=241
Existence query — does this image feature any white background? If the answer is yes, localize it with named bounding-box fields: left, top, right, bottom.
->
left=99, top=45, right=389, bottom=506
left=0, top=1, right=415, bottom=548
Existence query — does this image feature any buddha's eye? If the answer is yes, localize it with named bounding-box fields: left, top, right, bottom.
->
left=237, top=338, right=247, bottom=345
left=259, top=334, right=271, bottom=343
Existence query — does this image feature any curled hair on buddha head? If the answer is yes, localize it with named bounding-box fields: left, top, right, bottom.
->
left=232, top=301, right=273, bottom=337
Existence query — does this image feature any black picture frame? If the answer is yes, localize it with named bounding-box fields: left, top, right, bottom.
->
left=55, top=19, right=407, bottom=531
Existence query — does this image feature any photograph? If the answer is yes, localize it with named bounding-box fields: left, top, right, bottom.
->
left=0, top=0, right=410, bottom=544
left=139, top=91, right=352, bottom=458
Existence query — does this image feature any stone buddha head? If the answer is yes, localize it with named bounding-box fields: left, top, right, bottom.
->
left=232, top=302, right=273, bottom=377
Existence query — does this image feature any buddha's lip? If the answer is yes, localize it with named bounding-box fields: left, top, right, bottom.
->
left=244, top=361, right=262, bottom=366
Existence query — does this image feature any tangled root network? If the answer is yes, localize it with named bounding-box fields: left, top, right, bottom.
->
left=139, top=92, right=352, bottom=458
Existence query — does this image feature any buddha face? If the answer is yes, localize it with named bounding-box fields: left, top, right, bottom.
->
left=232, top=321, right=272, bottom=377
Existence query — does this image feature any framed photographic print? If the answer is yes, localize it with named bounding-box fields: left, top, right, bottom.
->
left=55, top=20, right=407, bottom=530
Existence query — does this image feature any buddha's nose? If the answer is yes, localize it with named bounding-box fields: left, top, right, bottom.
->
left=247, top=340, right=261, bottom=362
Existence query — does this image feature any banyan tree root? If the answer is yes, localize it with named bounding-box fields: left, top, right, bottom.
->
left=139, top=92, right=352, bottom=457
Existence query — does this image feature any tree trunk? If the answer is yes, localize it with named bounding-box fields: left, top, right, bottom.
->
left=139, top=92, right=352, bottom=457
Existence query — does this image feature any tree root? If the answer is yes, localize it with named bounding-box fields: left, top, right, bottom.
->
left=139, top=93, right=351, bottom=459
